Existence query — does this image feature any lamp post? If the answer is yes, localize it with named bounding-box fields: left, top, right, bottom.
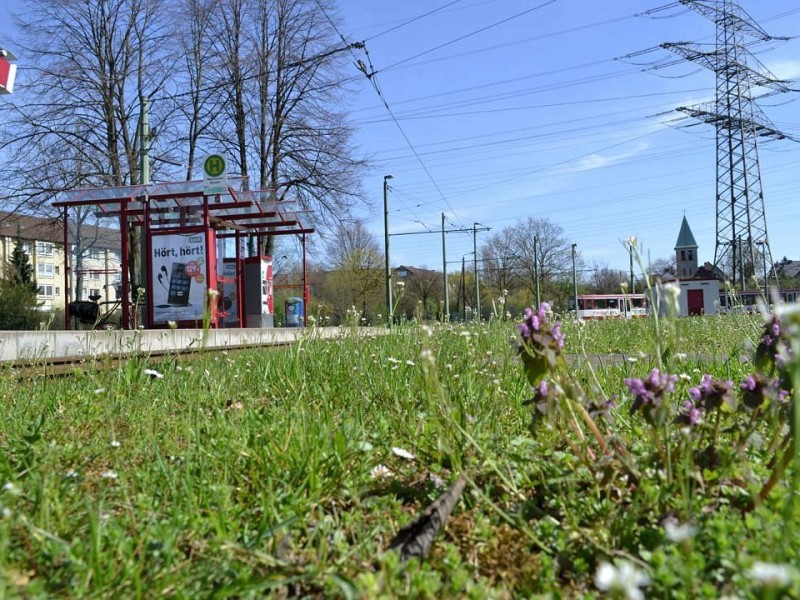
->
left=473, top=223, right=481, bottom=321
left=629, top=239, right=635, bottom=295
left=383, top=175, right=393, bottom=328
left=572, top=243, right=578, bottom=315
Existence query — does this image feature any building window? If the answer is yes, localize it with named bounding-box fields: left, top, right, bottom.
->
left=21, top=242, right=32, bottom=253
left=89, top=288, right=101, bottom=298
left=55, top=265, right=60, bottom=275
left=37, top=263, right=54, bottom=277
left=680, top=250, right=686, bottom=261
left=37, top=242, right=54, bottom=257
left=688, top=250, right=693, bottom=261
left=38, top=285, right=54, bottom=298
left=55, top=287, right=60, bottom=296
left=89, top=271, right=101, bottom=281
left=88, top=248, right=101, bottom=260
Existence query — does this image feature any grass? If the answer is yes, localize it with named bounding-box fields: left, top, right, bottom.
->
left=1, top=312, right=798, bottom=598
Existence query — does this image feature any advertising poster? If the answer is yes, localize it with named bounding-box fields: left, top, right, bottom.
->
left=222, top=259, right=239, bottom=326
left=263, top=259, right=274, bottom=315
left=151, top=233, right=207, bottom=323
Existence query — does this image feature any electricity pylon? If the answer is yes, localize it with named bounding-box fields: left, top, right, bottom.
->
left=662, top=0, right=796, bottom=289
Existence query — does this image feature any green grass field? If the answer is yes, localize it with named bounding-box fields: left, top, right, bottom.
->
left=1, top=310, right=799, bottom=598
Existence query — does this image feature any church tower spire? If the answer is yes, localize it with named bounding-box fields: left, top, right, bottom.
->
left=675, top=216, right=699, bottom=279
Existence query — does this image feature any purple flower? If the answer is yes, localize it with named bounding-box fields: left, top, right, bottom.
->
left=755, top=315, right=784, bottom=374
left=551, top=323, right=565, bottom=349
left=626, top=368, right=677, bottom=424
left=681, top=401, right=702, bottom=426
left=690, top=374, right=735, bottom=412
left=740, top=375, right=757, bottom=392
left=537, top=380, right=549, bottom=397
left=740, top=373, right=766, bottom=410
left=516, top=304, right=565, bottom=374
left=625, top=377, right=646, bottom=397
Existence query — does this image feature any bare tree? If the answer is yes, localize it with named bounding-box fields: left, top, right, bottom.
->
left=3, top=0, right=175, bottom=295
left=590, top=261, right=626, bottom=294
left=4, top=0, right=367, bottom=303
left=319, top=220, right=382, bottom=321
left=479, top=231, right=518, bottom=293
left=212, top=0, right=251, bottom=185
left=394, top=267, right=442, bottom=320
left=510, top=217, right=573, bottom=298
left=208, top=0, right=367, bottom=255
left=649, top=256, right=677, bottom=279
left=171, top=0, right=224, bottom=180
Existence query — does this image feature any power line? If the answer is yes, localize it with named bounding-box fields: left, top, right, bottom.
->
left=364, top=0, right=465, bottom=42
left=375, top=0, right=558, bottom=75
left=312, top=0, right=465, bottom=226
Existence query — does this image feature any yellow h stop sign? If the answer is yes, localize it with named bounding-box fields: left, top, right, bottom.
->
left=203, top=153, right=228, bottom=194
left=204, top=155, right=226, bottom=177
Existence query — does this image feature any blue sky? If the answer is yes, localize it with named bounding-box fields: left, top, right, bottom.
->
left=336, top=0, right=800, bottom=276
left=2, top=1, right=799, bottom=277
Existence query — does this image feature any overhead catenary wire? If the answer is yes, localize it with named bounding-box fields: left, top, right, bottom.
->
left=373, top=0, right=558, bottom=75
left=313, top=0, right=473, bottom=227
left=338, top=3, right=800, bottom=268
left=364, top=0, right=465, bottom=42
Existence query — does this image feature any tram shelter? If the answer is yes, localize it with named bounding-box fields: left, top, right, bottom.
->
left=54, top=178, right=314, bottom=330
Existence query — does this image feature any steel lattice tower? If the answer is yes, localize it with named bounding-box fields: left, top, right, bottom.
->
left=663, top=0, right=794, bottom=288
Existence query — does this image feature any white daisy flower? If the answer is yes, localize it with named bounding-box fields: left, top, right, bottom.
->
left=391, top=447, right=415, bottom=460
left=370, top=464, right=393, bottom=480
left=595, top=561, right=650, bottom=600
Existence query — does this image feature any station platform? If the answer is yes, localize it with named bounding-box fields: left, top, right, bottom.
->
left=0, top=326, right=377, bottom=363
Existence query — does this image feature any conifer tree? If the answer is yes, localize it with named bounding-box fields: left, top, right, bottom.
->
left=0, top=235, right=41, bottom=329
left=7, top=236, right=38, bottom=293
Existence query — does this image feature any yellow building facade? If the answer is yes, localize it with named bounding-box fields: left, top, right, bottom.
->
left=0, top=211, right=122, bottom=313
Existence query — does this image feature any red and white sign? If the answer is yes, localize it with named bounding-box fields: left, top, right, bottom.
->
left=0, top=50, right=18, bottom=95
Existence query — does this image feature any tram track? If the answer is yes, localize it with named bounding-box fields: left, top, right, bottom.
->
left=4, top=341, right=296, bottom=380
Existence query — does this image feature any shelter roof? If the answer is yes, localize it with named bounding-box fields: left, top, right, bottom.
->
left=53, top=178, right=313, bottom=236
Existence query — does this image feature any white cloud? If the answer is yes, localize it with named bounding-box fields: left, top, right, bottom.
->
left=764, top=59, right=800, bottom=81
left=573, top=140, right=651, bottom=173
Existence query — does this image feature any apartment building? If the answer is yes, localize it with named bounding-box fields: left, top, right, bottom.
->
left=0, top=211, right=122, bottom=312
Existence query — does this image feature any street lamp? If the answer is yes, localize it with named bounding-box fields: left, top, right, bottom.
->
left=572, top=243, right=578, bottom=315
left=383, top=175, right=393, bottom=327
left=473, top=223, right=481, bottom=321
left=628, top=239, right=636, bottom=295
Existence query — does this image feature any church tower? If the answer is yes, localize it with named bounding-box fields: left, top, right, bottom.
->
left=675, top=216, right=699, bottom=279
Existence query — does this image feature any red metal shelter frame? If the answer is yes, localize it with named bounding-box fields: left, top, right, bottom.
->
left=54, top=178, right=314, bottom=330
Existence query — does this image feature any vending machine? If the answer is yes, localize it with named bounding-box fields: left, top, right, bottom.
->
left=243, top=256, right=274, bottom=328
left=221, top=259, right=239, bottom=327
